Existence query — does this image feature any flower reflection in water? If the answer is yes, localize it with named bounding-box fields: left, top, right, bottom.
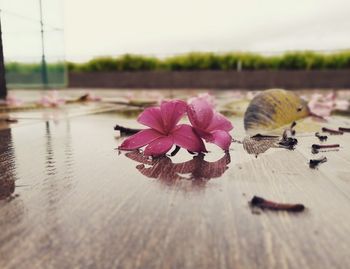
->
left=125, top=151, right=231, bottom=188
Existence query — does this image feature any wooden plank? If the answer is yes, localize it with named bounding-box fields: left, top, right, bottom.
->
left=0, top=112, right=350, bottom=269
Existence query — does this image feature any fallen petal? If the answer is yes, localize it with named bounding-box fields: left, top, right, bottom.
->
left=207, top=112, right=233, bottom=132
left=119, top=129, right=163, bottom=151
left=188, top=93, right=215, bottom=108
left=137, top=107, right=165, bottom=133
left=207, top=130, right=232, bottom=150
left=160, top=100, right=187, bottom=131
left=308, top=100, right=333, bottom=117
left=144, top=136, right=174, bottom=156
left=308, top=93, right=335, bottom=117
left=188, top=97, right=214, bottom=130
left=172, top=124, right=207, bottom=153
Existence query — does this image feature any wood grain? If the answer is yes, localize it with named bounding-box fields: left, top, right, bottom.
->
left=0, top=109, right=350, bottom=269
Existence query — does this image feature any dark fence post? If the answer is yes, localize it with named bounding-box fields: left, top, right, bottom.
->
left=39, top=0, right=48, bottom=88
left=0, top=15, right=7, bottom=99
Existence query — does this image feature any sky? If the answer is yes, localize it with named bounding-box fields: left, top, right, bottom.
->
left=1, top=0, right=350, bottom=62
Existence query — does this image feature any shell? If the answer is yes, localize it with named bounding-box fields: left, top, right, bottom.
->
left=244, top=89, right=309, bottom=133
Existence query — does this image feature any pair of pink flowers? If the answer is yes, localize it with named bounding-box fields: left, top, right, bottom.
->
left=118, top=96, right=233, bottom=157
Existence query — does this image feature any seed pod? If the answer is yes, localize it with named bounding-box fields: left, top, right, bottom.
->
left=244, top=89, right=309, bottom=132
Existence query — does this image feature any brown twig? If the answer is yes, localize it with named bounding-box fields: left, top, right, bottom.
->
left=114, top=124, right=142, bottom=136
left=170, top=145, right=181, bottom=156
left=250, top=196, right=305, bottom=212
left=251, top=134, right=279, bottom=140
left=5, top=118, right=18, bottom=123
left=0, top=117, right=18, bottom=123
left=339, top=127, right=350, bottom=133
left=311, top=144, right=340, bottom=154
left=322, top=127, right=343, bottom=135
left=290, top=121, right=297, bottom=136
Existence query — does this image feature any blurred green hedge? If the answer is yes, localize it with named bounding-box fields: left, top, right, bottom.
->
left=6, top=51, right=350, bottom=73
left=5, top=62, right=66, bottom=73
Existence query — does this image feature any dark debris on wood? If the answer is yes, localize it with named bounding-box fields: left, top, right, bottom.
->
left=250, top=196, right=305, bottom=212
left=312, top=144, right=340, bottom=154
left=322, top=127, right=343, bottom=135
left=309, top=156, right=327, bottom=169
left=339, top=127, right=350, bottom=133
left=315, top=132, right=328, bottom=142
left=114, top=124, right=142, bottom=137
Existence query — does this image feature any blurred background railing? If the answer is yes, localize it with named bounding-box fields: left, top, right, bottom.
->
left=0, top=0, right=66, bottom=89
left=0, top=0, right=349, bottom=90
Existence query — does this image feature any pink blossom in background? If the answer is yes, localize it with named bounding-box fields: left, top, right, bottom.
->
left=335, top=99, right=349, bottom=110
left=5, top=94, right=23, bottom=107
left=308, top=92, right=349, bottom=117
left=307, top=93, right=333, bottom=117
left=124, top=91, right=164, bottom=104
left=188, top=93, right=215, bottom=107
left=187, top=95, right=233, bottom=150
left=119, top=100, right=206, bottom=157
left=39, top=91, right=66, bottom=107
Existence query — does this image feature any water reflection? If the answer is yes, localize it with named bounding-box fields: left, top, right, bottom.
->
left=43, top=120, right=75, bottom=205
left=125, top=151, right=231, bottom=186
left=0, top=128, right=25, bottom=232
left=0, top=128, right=16, bottom=200
left=0, top=179, right=15, bottom=200
left=45, top=121, right=56, bottom=176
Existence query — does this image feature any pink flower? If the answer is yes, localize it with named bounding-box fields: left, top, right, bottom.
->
left=187, top=95, right=233, bottom=150
left=118, top=100, right=206, bottom=157
left=188, top=93, right=215, bottom=107
left=6, top=94, right=23, bottom=107
left=39, top=91, right=66, bottom=107
left=308, top=92, right=349, bottom=117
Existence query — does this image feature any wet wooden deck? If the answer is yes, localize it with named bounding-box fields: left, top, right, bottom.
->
left=1, top=92, right=350, bottom=269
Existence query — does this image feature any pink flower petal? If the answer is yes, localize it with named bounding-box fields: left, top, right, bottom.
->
left=118, top=129, right=163, bottom=151
left=309, top=104, right=332, bottom=117
left=324, top=92, right=336, bottom=102
left=6, top=94, right=23, bottom=106
left=207, top=112, right=233, bottom=132
left=188, top=93, right=215, bottom=108
left=335, top=100, right=349, bottom=110
left=54, top=99, right=66, bottom=106
left=143, top=136, right=174, bottom=156
left=39, top=91, right=66, bottom=107
left=137, top=107, right=165, bottom=133
left=207, top=130, right=232, bottom=150
left=172, top=124, right=207, bottom=153
left=160, top=100, right=187, bottom=131
left=308, top=94, right=334, bottom=117
left=188, top=97, right=214, bottom=130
